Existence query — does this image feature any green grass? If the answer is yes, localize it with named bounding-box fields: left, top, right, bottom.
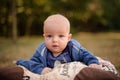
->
left=0, top=37, right=44, bottom=67
left=0, top=32, right=120, bottom=74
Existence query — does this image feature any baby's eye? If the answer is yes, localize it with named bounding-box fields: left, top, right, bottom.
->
left=59, top=35, right=64, bottom=38
left=46, top=35, right=52, bottom=38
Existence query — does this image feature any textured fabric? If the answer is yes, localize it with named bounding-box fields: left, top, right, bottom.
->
left=20, top=62, right=120, bottom=80
left=97, top=57, right=118, bottom=75
left=0, top=59, right=119, bottom=80
left=19, top=62, right=87, bottom=80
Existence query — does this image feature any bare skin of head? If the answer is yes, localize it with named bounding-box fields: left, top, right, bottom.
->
left=43, top=14, right=72, bottom=57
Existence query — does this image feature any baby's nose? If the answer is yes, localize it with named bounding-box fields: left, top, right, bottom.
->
left=53, top=36, right=58, bottom=42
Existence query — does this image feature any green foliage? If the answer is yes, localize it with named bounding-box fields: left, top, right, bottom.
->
left=101, top=0, right=120, bottom=31
left=0, top=0, right=120, bottom=37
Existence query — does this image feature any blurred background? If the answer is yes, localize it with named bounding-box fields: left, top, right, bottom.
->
left=0, top=0, right=120, bottom=74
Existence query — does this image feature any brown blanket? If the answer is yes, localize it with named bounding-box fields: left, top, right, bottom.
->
left=0, top=66, right=24, bottom=80
left=0, top=66, right=120, bottom=80
left=74, top=67, right=120, bottom=80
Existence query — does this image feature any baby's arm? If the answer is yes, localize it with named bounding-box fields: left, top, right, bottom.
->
left=41, top=67, right=52, bottom=75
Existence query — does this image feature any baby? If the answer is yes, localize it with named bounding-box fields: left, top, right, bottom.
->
left=16, top=14, right=101, bottom=75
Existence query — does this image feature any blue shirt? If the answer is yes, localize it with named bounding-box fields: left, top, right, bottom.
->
left=16, top=39, right=99, bottom=74
left=47, top=41, right=72, bottom=68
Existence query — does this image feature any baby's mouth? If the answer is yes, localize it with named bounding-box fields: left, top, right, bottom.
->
left=52, top=45, right=59, bottom=47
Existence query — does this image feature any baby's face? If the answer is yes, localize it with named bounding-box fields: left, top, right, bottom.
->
left=43, top=23, right=71, bottom=56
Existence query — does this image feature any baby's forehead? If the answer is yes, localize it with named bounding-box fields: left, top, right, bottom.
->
left=44, top=14, right=70, bottom=32
left=44, top=14, right=68, bottom=22
left=44, top=14, right=70, bottom=26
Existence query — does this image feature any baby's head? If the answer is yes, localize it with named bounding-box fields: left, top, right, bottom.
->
left=43, top=14, right=72, bottom=56
left=43, top=14, right=70, bottom=34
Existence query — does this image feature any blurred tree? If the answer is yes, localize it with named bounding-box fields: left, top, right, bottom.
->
left=12, top=0, right=17, bottom=43
left=0, top=0, right=120, bottom=38
left=0, top=0, right=11, bottom=37
left=101, top=0, right=120, bottom=31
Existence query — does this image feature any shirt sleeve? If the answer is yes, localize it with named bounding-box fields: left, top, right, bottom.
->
left=79, top=46, right=99, bottom=65
left=16, top=59, right=44, bottom=74
left=16, top=42, right=47, bottom=74
left=71, top=39, right=99, bottom=65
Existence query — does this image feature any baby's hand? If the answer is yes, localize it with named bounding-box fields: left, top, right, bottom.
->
left=89, top=64, right=101, bottom=69
left=41, top=67, right=52, bottom=75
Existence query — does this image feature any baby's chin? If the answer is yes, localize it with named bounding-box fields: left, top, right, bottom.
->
left=50, top=49, right=62, bottom=53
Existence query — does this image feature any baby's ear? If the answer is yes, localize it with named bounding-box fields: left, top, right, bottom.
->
left=68, top=33, right=72, bottom=41
left=43, top=34, right=45, bottom=37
